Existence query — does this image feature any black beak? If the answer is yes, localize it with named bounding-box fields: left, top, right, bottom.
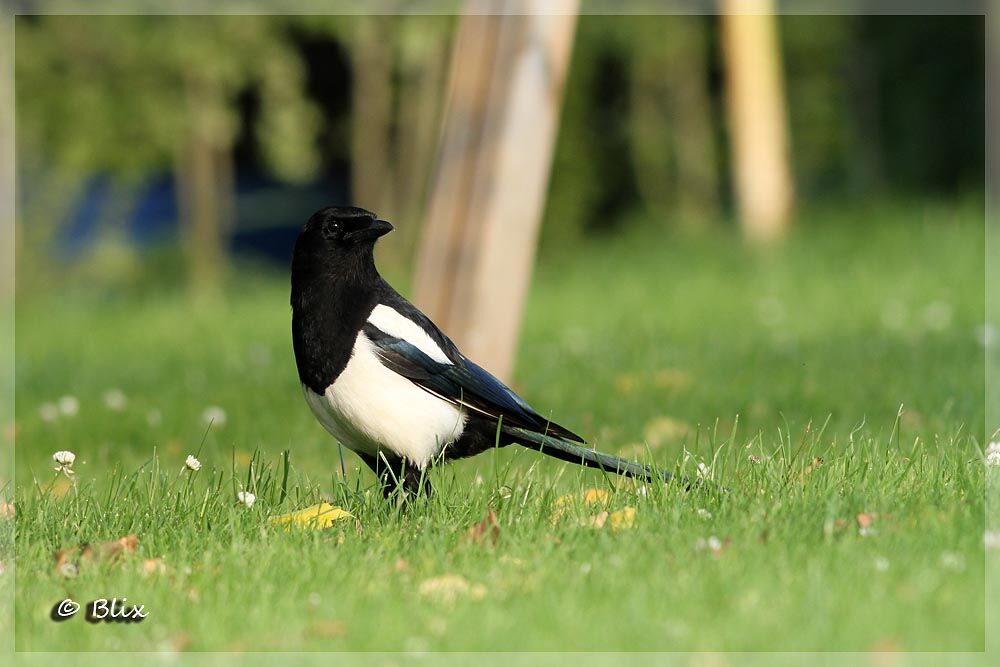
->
left=350, top=218, right=394, bottom=242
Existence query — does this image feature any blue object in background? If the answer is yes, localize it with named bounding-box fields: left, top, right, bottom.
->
left=57, top=168, right=349, bottom=267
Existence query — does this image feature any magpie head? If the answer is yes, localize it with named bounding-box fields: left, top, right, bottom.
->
left=300, top=206, right=394, bottom=250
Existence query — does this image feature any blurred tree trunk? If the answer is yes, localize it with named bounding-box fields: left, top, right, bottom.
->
left=987, top=8, right=999, bottom=442
left=0, top=15, right=12, bottom=305
left=350, top=16, right=395, bottom=215
left=630, top=16, right=719, bottom=226
left=413, top=0, right=577, bottom=381
left=174, top=73, right=235, bottom=300
left=390, top=16, right=450, bottom=259
left=719, top=2, right=794, bottom=242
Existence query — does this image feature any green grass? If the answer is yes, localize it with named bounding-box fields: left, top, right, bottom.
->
left=8, top=201, right=988, bottom=651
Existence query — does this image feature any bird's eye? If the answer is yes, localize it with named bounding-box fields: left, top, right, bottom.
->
left=323, top=221, right=342, bottom=239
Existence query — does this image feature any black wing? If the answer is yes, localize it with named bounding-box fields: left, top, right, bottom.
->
left=363, top=291, right=584, bottom=443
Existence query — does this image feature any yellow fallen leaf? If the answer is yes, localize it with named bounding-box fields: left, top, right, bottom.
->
left=269, top=502, right=354, bottom=530
left=550, top=488, right=611, bottom=524
left=582, top=507, right=636, bottom=532
left=609, top=506, right=636, bottom=531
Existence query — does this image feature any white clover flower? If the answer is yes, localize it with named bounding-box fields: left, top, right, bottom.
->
left=57, top=396, right=79, bottom=417
left=695, top=536, right=723, bottom=554
left=202, top=406, right=227, bottom=427
left=236, top=491, right=256, bottom=508
left=52, top=450, right=76, bottom=476
left=39, top=403, right=59, bottom=423
left=184, top=455, right=202, bottom=472
left=102, top=388, right=127, bottom=411
left=696, top=508, right=712, bottom=519
left=985, top=442, right=1000, bottom=467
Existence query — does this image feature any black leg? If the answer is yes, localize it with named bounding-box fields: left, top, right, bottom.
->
left=358, top=452, right=432, bottom=499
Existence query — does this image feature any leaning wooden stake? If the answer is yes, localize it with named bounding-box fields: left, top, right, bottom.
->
left=412, top=0, right=578, bottom=381
left=720, top=1, right=795, bottom=242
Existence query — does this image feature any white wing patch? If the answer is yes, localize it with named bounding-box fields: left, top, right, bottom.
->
left=302, top=332, right=466, bottom=468
left=367, top=304, right=452, bottom=364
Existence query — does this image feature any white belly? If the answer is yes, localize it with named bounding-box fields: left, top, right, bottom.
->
left=303, top=332, right=466, bottom=469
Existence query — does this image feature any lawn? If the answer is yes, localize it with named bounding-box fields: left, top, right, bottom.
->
left=8, top=201, right=988, bottom=652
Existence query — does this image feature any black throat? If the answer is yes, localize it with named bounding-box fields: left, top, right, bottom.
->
left=290, top=241, right=382, bottom=394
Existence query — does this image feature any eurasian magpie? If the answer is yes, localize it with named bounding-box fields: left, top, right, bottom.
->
left=291, top=206, right=675, bottom=497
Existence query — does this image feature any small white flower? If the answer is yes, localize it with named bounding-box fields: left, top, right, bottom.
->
left=695, top=536, right=723, bottom=554
left=236, top=491, right=256, bottom=508
left=39, top=403, right=59, bottom=423
left=52, top=450, right=76, bottom=476
left=202, top=406, right=227, bottom=427
left=858, top=526, right=875, bottom=538
left=985, top=442, right=1000, bottom=467
left=57, top=396, right=79, bottom=417
left=184, top=455, right=202, bottom=472
left=102, top=388, right=127, bottom=411
left=873, top=557, right=890, bottom=572
left=696, top=508, right=712, bottom=519
left=748, top=453, right=762, bottom=464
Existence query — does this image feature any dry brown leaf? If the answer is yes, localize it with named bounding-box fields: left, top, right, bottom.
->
left=462, top=509, right=500, bottom=546
left=0, top=502, right=14, bottom=519
left=394, top=558, right=409, bottom=573
left=98, top=534, right=139, bottom=561
left=54, top=534, right=138, bottom=577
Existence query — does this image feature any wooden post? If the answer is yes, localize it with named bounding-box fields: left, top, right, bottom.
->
left=719, top=0, right=794, bottom=242
left=412, top=0, right=578, bottom=381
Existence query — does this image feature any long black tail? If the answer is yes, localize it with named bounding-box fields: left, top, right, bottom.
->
left=505, top=426, right=679, bottom=484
